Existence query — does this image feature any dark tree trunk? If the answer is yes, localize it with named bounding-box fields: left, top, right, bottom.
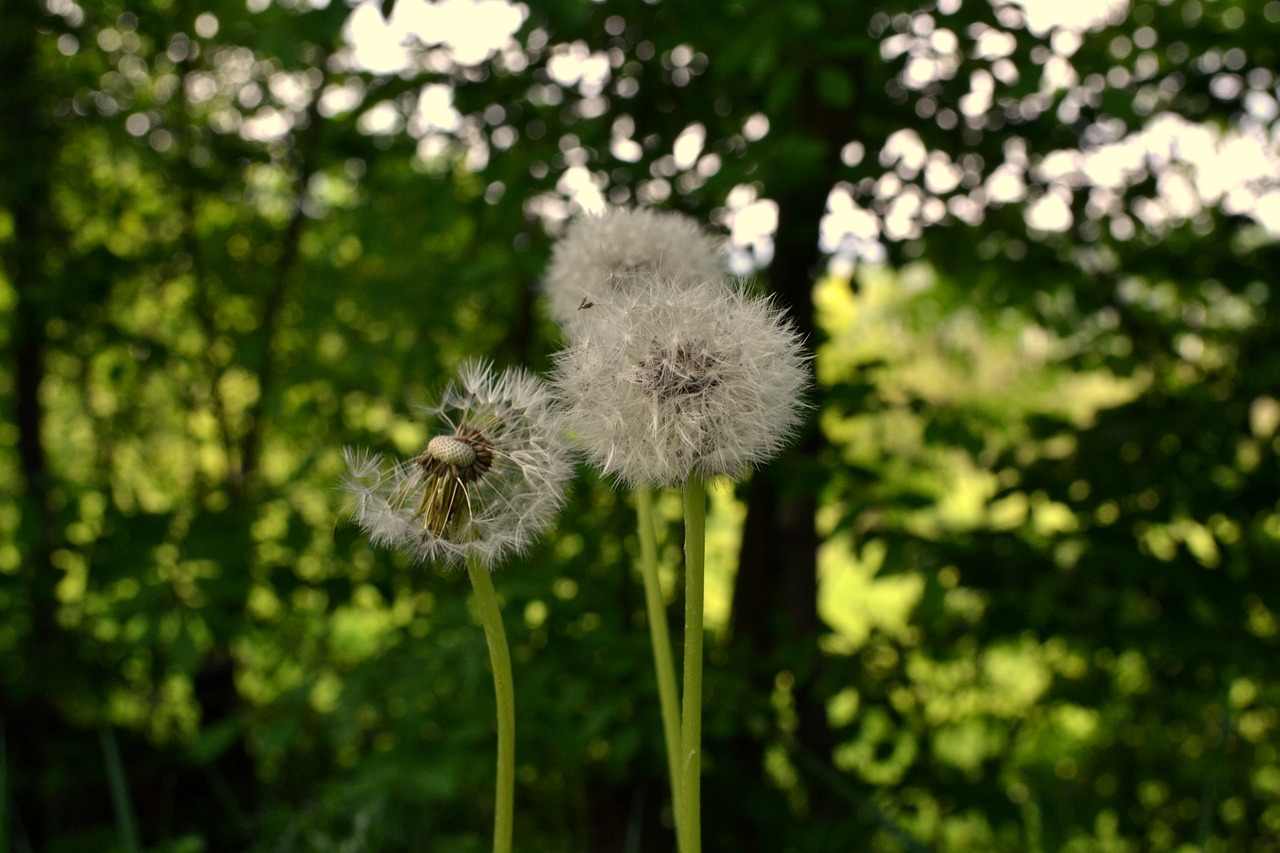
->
left=728, top=184, right=838, bottom=818
left=725, top=56, right=861, bottom=829
left=1, top=6, right=68, bottom=848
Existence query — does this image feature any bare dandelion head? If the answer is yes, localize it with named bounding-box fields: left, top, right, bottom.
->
left=553, top=278, right=811, bottom=488
left=342, top=362, right=572, bottom=568
left=426, top=434, right=482, bottom=471
left=543, top=205, right=726, bottom=327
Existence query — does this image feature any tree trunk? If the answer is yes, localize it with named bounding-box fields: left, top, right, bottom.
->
left=726, top=60, right=856, bottom=827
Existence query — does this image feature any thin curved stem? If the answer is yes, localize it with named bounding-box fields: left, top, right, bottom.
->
left=678, top=476, right=707, bottom=853
left=467, top=559, right=515, bottom=853
left=635, top=488, right=684, bottom=844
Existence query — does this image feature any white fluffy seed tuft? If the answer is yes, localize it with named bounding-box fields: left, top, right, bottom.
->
left=552, top=277, right=810, bottom=488
left=543, top=206, right=726, bottom=328
left=341, top=361, right=573, bottom=568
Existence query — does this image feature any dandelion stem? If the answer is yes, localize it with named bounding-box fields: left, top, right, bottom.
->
left=467, top=558, right=516, bottom=853
left=635, top=488, right=684, bottom=844
left=679, top=475, right=707, bottom=853
left=99, top=727, right=141, bottom=853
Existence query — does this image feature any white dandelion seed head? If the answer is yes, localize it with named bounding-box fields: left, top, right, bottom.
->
left=543, top=205, right=727, bottom=328
left=341, top=361, right=573, bottom=569
left=552, top=278, right=811, bottom=488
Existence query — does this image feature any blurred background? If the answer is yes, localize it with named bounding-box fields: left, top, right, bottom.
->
left=2, top=0, right=1278, bottom=850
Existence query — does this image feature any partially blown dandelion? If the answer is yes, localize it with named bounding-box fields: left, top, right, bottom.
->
left=553, top=278, right=810, bottom=488
left=544, top=206, right=726, bottom=327
left=342, top=361, right=572, bottom=568
left=343, top=361, right=570, bottom=853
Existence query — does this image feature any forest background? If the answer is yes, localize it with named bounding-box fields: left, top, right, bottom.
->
left=2, top=0, right=1279, bottom=850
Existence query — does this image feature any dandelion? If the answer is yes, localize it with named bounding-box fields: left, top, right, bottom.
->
left=552, top=277, right=810, bottom=489
left=548, top=215, right=808, bottom=853
left=553, top=277, right=809, bottom=852
left=543, top=206, right=726, bottom=328
left=342, top=360, right=572, bottom=569
left=342, top=361, right=572, bottom=853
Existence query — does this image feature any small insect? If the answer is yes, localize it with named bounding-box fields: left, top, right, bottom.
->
left=577, top=296, right=594, bottom=311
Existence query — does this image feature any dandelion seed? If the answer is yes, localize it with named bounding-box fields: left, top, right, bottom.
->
left=544, top=206, right=726, bottom=327
left=553, top=278, right=810, bottom=488
left=342, top=361, right=572, bottom=568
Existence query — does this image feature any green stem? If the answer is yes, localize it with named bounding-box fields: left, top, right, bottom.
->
left=678, top=476, right=707, bottom=853
left=635, top=488, right=684, bottom=843
left=1, top=719, right=9, bottom=853
left=100, top=727, right=141, bottom=853
left=467, top=559, right=516, bottom=853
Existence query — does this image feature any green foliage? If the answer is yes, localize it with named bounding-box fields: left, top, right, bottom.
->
left=2, top=0, right=1278, bottom=850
